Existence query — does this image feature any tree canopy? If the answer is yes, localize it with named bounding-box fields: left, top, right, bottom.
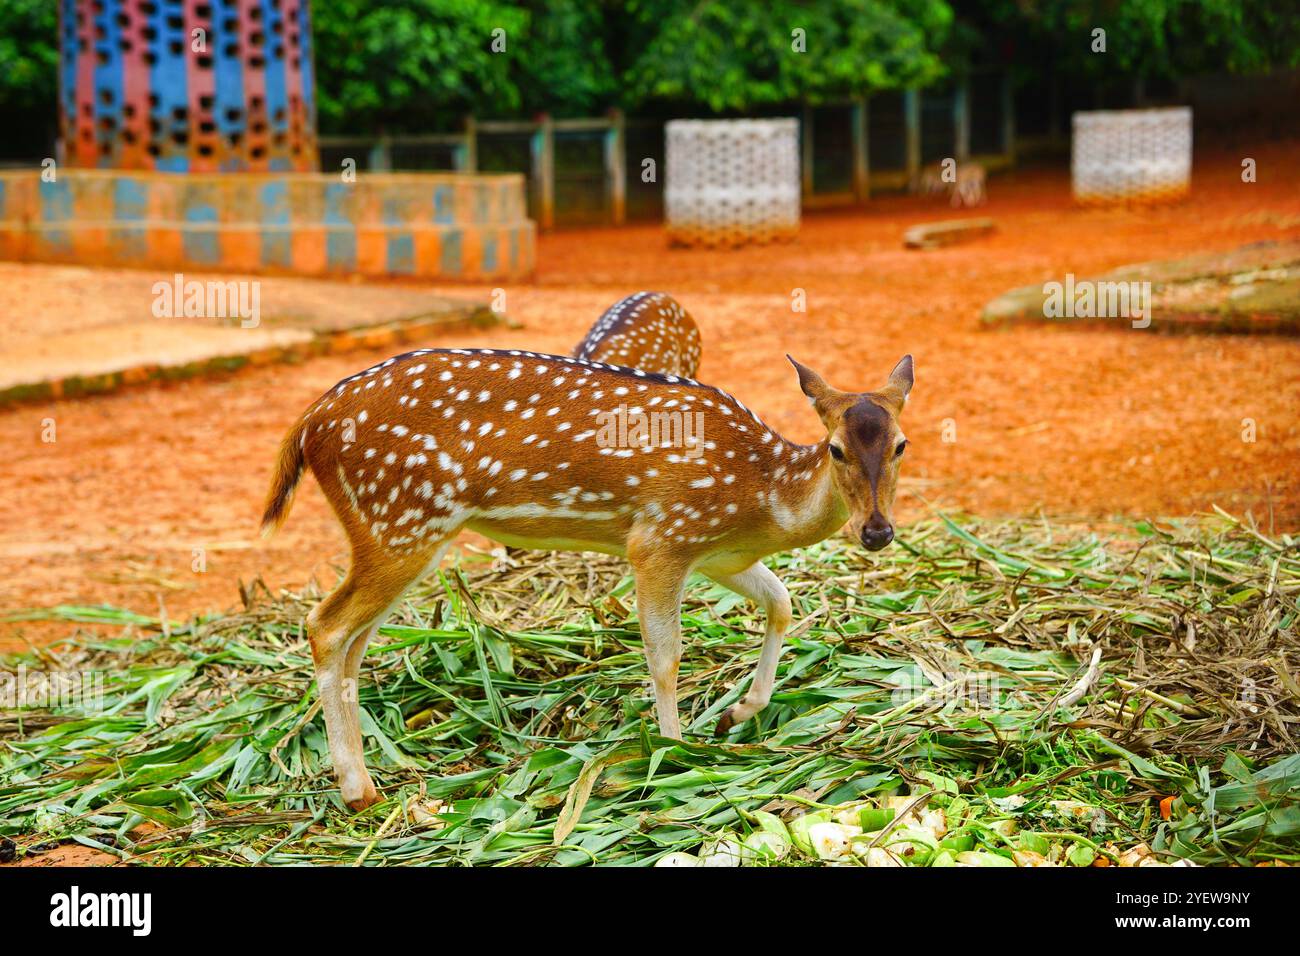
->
left=0, top=0, right=1296, bottom=141
left=978, top=0, right=1300, bottom=82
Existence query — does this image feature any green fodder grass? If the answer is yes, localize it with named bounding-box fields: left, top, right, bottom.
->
left=1, top=512, right=1297, bottom=866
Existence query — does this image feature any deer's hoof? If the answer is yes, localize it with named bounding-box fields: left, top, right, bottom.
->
left=715, top=710, right=736, bottom=736
left=342, top=780, right=381, bottom=812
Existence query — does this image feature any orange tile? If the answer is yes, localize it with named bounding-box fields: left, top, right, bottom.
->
left=291, top=227, right=326, bottom=275
left=222, top=229, right=262, bottom=273
left=148, top=227, right=184, bottom=271
left=356, top=228, right=387, bottom=277
left=413, top=228, right=442, bottom=278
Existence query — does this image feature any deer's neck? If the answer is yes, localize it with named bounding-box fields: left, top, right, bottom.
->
left=761, top=439, right=849, bottom=549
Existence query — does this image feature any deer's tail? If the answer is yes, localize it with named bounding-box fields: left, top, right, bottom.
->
left=260, top=415, right=309, bottom=538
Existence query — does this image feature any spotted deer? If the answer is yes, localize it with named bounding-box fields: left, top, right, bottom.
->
left=261, top=348, right=913, bottom=809
left=912, top=161, right=987, bottom=207
left=951, top=164, right=986, bottom=207
left=573, top=291, right=702, bottom=377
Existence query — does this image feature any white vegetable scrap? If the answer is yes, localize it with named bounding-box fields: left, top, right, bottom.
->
left=955, top=850, right=1016, bottom=868
left=884, top=795, right=923, bottom=827
left=808, top=822, right=860, bottom=861
left=699, top=838, right=743, bottom=868
left=919, top=807, right=948, bottom=838
left=864, top=847, right=904, bottom=867
left=742, top=830, right=791, bottom=862
left=883, top=826, right=940, bottom=865
left=1118, top=843, right=1155, bottom=868
left=1049, top=799, right=1108, bottom=834
left=834, top=804, right=868, bottom=827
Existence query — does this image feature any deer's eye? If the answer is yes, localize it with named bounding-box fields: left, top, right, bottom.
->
left=828, top=444, right=846, bottom=462
left=895, top=440, right=908, bottom=458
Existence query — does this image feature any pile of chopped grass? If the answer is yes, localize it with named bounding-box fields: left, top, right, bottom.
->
left=1, top=511, right=1297, bottom=866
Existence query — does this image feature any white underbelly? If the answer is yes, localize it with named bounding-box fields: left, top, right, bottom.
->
left=466, top=519, right=628, bottom=558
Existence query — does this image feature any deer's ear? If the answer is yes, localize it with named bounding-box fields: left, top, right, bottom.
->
left=880, top=354, right=914, bottom=410
left=788, top=355, right=833, bottom=408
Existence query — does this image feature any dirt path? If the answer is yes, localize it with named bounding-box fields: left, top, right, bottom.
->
left=3, top=145, right=1298, bottom=648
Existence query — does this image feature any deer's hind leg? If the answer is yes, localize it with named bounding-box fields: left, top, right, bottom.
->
left=308, top=538, right=453, bottom=810
left=702, top=561, right=792, bottom=735
left=629, top=546, right=694, bottom=740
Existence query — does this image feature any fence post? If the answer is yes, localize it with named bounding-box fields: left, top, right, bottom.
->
left=531, top=112, right=555, bottom=230
left=954, top=80, right=971, bottom=161
left=801, top=103, right=815, bottom=199
left=1048, top=69, right=1063, bottom=147
left=904, top=89, right=921, bottom=182
left=368, top=134, right=392, bottom=172
left=605, top=108, right=626, bottom=225
left=1001, top=73, right=1016, bottom=164
left=851, top=97, right=870, bottom=202
left=458, top=115, right=477, bottom=172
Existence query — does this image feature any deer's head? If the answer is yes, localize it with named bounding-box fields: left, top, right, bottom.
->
left=789, top=354, right=913, bottom=551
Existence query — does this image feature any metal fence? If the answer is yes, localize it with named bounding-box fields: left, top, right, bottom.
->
left=318, top=72, right=1015, bottom=229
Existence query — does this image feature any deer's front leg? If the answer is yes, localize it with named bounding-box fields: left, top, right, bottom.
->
left=630, top=556, right=692, bottom=740
left=703, top=561, right=792, bottom=735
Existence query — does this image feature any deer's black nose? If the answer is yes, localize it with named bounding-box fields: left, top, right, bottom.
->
left=861, top=524, right=894, bottom=551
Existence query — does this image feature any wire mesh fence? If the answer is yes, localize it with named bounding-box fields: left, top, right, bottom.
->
left=1072, top=107, right=1193, bottom=205
left=664, top=119, right=801, bottom=247
left=314, top=74, right=1013, bottom=228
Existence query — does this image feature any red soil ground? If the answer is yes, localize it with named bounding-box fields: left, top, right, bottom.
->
left=2, top=147, right=1298, bottom=650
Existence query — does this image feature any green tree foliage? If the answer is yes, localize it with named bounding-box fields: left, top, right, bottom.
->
left=312, top=0, right=618, bottom=129
left=510, top=0, right=617, bottom=116
left=982, top=0, right=1300, bottom=81
left=620, top=0, right=953, bottom=110
left=0, top=0, right=58, bottom=111
left=312, top=0, right=525, bottom=133
left=0, top=0, right=1297, bottom=145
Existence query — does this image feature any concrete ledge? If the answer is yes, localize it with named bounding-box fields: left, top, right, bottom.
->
left=981, top=240, right=1300, bottom=335
left=904, top=217, right=996, bottom=249
left=0, top=262, right=500, bottom=407
left=0, top=170, right=536, bottom=281
left=0, top=308, right=497, bottom=408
